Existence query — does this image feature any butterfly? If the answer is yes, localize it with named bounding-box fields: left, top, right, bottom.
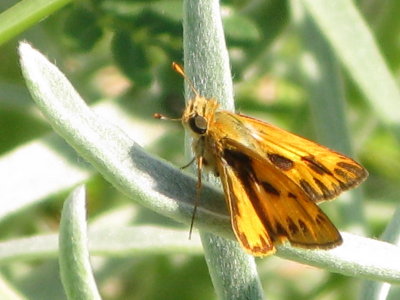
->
left=155, top=63, right=368, bottom=256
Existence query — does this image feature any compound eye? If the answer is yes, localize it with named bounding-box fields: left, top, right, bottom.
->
left=188, top=114, right=208, bottom=134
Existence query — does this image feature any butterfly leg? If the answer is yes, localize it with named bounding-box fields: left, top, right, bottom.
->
left=189, top=155, right=204, bottom=239
left=180, top=156, right=196, bottom=169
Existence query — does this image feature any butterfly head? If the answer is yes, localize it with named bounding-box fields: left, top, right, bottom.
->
left=182, top=96, right=219, bottom=137
left=171, top=62, right=220, bottom=137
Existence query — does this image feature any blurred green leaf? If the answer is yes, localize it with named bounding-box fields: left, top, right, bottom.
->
left=112, top=31, right=152, bottom=86
left=63, top=8, right=103, bottom=51
left=301, top=0, right=400, bottom=128
left=224, top=14, right=260, bottom=46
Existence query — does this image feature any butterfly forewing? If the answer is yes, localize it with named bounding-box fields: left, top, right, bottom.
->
left=215, top=113, right=368, bottom=203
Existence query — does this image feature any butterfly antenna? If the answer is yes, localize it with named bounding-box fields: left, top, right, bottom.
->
left=153, top=113, right=181, bottom=121
left=172, top=62, right=200, bottom=98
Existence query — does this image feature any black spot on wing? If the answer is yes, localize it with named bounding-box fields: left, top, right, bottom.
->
left=298, top=219, right=309, bottom=234
left=261, top=181, right=280, bottom=196
left=236, top=229, right=274, bottom=254
left=315, top=213, right=327, bottom=225
left=223, top=149, right=258, bottom=193
left=223, top=149, right=252, bottom=167
left=299, top=179, right=319, bottom=201
left=334, top=167, right=351, bottom=181
left=302, top=155, right=333, bottom=175
left=286, top=218, right=299, bottom=235
left=267, top=153, right=294, bottom=171
left=236, top=231, right=251, bottom=249
left=275, top=223, right=287, bottom=237
left=333, top=168, right=351, bottom=181
left=331, top=161, right=368, bottom=192
left=223, top=149, right=259, bottom=204
left=337, top=161, right=362, bottom=175
left=337, top=161, right=368, bottom=182
left=313, top=178, right=335, bottom=199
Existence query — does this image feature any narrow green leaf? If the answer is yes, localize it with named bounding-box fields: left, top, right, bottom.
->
left=59, top=185, right=101, bottom=300
left=359, top=206, right=400, bottom=299
left=183, top=0, right=264, bottom=299
left=300, top=0, right=400, bottom=128
left=201, top=233, right=264, bottom=300
left=0, top=226, right=202, bottom=265
left=0, top=0, right=71, bottom=46
left=278, top=232, right=400, bottom=284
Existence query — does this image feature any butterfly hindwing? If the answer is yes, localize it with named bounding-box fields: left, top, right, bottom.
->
left=218, top=157, right=275, bottom=255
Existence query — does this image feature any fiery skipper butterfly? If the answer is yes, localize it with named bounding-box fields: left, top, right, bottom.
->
left=155, top=63, right=368, bottom=256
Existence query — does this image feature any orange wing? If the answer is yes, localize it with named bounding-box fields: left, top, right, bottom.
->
left=213, top=112, right=368, bottom=203
left=216, top=140, right=342, bottom=256
left=208, top=112, right=367, bottom=256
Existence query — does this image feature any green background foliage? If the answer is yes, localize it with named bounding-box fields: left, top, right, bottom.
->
left=1, top=0, right=400, bottom=299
